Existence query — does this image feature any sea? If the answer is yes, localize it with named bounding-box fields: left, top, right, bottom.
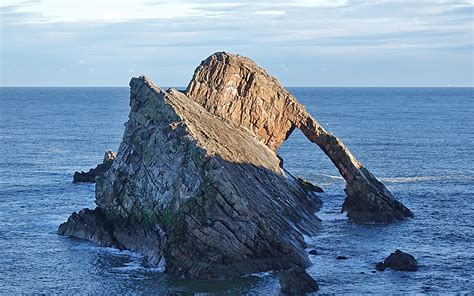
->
left=0, top=86, right=473, bottom=294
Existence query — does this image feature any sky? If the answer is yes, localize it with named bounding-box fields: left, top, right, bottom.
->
left=0, top=0, right=473, bottom=87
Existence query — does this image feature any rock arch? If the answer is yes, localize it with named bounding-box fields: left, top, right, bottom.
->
left=186, top=52, right=413, bottom=223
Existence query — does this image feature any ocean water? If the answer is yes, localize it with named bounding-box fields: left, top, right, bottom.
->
left=0, top=86, right=473, bottom=294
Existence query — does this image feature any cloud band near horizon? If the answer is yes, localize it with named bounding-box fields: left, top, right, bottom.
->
left=1, top=0, right=473, bottom=86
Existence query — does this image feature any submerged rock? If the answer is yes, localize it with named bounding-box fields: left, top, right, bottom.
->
left=73, top=150, right=116, bottom=183
left=278, top=267, right=319, bottom=295
left=337, top=256, right=349, bottom=260
left=376, top=250, right=418, bottom=271
left=308, top=249, right=318, bottom=256
left=59, top=52, right=413, bottom=280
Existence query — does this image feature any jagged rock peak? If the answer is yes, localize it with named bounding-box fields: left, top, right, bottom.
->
left=186, top=51, right=306, bottom=150
left=61, top=75, right=322, bottom=279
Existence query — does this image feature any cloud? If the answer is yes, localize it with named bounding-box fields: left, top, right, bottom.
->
left=1, top=0, right=472, bottom=86
left=0, top=0, right=246, bottom=23
left=285, top=0, right=348, bottom=8
left=253, top=10, right=287, bottom=16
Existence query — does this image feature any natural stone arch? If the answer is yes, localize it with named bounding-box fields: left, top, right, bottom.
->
left=186, top=52, right=413, bottom=223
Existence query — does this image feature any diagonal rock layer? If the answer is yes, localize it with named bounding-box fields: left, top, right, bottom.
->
left=59, top=52, right=413, bottom=279
left=186, top=52, right=413, bottom=223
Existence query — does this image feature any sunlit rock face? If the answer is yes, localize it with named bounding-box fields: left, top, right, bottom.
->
left=186, top=52, right=413, bottom=223
left=59, top=52, right=412, bottom=280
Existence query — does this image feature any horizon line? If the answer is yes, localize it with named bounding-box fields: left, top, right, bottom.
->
left=1, top=85, right=473, bottom=88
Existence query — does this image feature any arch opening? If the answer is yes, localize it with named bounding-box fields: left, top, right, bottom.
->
left=277, top=128, right=343, bottom=196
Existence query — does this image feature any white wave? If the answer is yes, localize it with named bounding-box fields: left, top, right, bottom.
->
left=70, top=244, right=141, bottom=258
left=245, top=271, right=272, bottom=278
left=112, top=257, right=165, bottom=273
left=312, top=173, right=474, bottom=184
left=113, top=260, right=142, bottom=272
left=317, top=212, right=348, bottom=221
left=320, top=174, right=344, bottom=180
left=381, top=175, right=474, bottom=183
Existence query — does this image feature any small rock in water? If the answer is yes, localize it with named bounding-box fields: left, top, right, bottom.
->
left=297, top=177, right=324, bottom=193
left=375, top=262, right=386, bottom=271
left=308, top=249, right=318, bottom=256
left=376, top=249, right=418, bottom=271
left=278, top=267, right=319, bottom=295
left=337, top=256, right=348, bottom=260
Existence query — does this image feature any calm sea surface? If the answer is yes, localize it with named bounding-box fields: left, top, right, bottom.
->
left=0, top=87, right=473, bottom=294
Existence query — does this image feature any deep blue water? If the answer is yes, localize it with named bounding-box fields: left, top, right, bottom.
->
left=0, top=87, right=473, bottom=294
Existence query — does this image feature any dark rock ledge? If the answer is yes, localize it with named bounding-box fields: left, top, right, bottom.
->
left=73, top=150, right=116, bottom=183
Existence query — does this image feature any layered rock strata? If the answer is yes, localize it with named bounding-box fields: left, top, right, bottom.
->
left=186, top=52, right=413, bottom=223
left=60, top=75, right=321, bottom=279
left=59, top=52, right=413, bottom=281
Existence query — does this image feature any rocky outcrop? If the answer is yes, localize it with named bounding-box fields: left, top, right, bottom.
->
left=73, top=150, right=116, bottom=183
left=58, top=208, right=117, bottom=247
left=376, top=250, right=418, bottom=271
left=59, top=52, right=413, bottom=281
left=60, top=75, right=322, bottom=279
left=186, top=52, right=413, bottom=223
left=278, top=267, right=319, bottom=294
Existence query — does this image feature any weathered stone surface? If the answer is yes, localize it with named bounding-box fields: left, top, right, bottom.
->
left=186, top=52, right=413, bottom=223
left=60, top=52, right=414, bottom=282
left=376, top=250, right=418, bottom=271
left=58, top=207, right=164, bottom=263
left=278, top=267, right=319, bottom=294
left=73, top=150, right=116, bottom=183
left=60, top=75, right=321, bottom=279
left=58, top=208, right=117, bottom=247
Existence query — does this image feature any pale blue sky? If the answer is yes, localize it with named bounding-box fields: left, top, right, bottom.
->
left=1, top=0, right=473, bottom=86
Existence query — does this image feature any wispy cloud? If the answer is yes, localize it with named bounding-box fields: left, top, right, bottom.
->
left=285, top=0, right=348, bottom=8
left=253, top=10, right=287, bottom=16
left=0, top=0, right=245, bottom=23
left=0, top=0, right=472, bottom=86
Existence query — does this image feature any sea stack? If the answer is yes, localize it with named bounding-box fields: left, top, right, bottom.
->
left=59, top=52, right=413, bottom=279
